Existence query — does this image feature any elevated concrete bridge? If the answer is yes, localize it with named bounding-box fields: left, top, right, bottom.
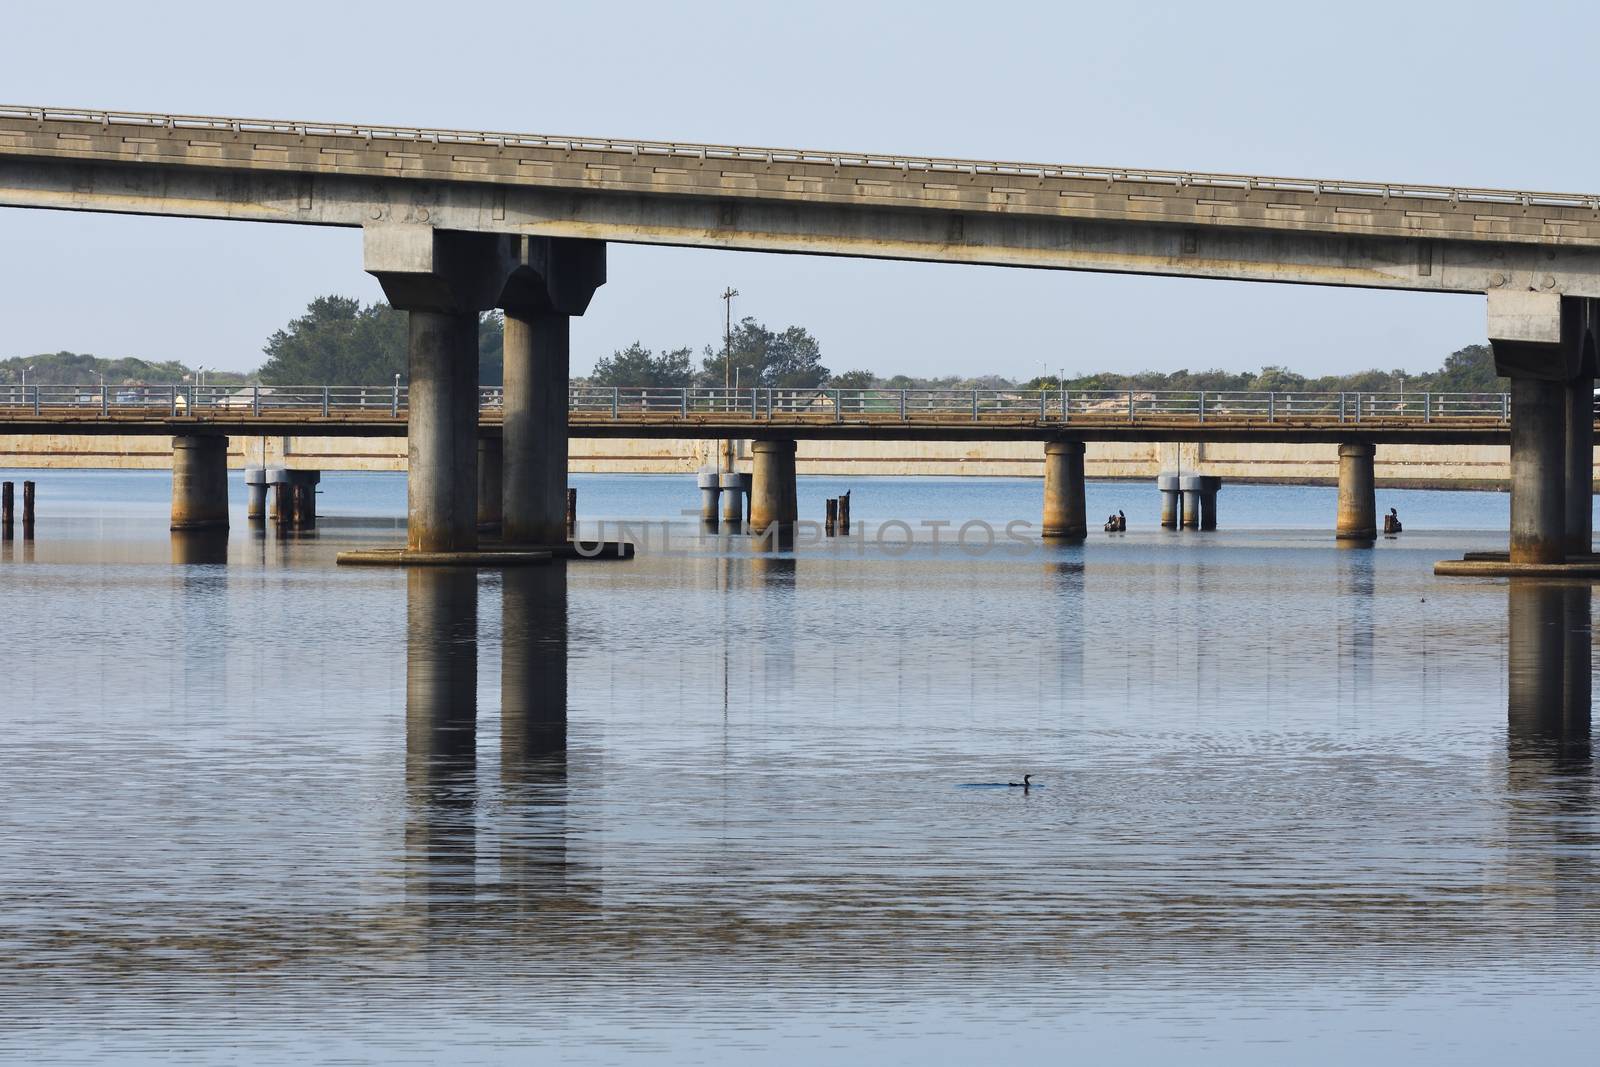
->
left=1, top=104, right=1597, bottom=562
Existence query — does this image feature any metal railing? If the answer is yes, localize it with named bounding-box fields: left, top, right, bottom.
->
left=0, top=384, right=1517, bottom=427
left=4, top=104, right=1598, bottom=211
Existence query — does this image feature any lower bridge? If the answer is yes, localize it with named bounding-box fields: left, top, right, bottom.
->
left=0, top=384, right=1570, bottom=546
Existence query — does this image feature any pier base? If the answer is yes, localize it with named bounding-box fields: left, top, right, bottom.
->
left=1042, top=440, right=1086, bottom=539
left=750, top=440, right=798, bottom=541
left=1179, top=475, right=1202, bottom=530
left=1336, top=442, right=1377, bottom=541
left=1157, top=473, right=1180, bottom=529
left=698, top=468, right=721, bottom=524
left=170, top=434, right=229, bottom=531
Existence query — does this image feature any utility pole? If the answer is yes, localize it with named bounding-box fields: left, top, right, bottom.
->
left=721, top=286, right=738, bottom=471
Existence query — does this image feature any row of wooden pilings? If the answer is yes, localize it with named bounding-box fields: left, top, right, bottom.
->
left=1, top=480, right=35, bottom=539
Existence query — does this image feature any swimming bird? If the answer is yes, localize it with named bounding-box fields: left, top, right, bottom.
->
left=1008, top=774, right=1032, bottom=790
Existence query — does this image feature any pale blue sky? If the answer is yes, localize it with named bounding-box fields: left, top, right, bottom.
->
left=1, top=0, right=1591, bottom=378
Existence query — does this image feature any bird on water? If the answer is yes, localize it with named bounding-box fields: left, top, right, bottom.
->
left=1009, top=774, right=1033, bottom=791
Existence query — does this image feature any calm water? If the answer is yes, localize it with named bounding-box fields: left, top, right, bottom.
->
left=0, top=470, right=1596, bottom=1063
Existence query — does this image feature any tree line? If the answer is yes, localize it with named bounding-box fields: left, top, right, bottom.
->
left=0, top=293, right=1504, bottom=396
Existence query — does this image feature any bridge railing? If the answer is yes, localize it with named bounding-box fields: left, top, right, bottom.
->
left=0, top=384, right=1520, bottom=425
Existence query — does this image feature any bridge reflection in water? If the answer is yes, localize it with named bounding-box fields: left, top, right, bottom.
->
left=1505, top=581, right=1596, bottom=911
left=403, top=563, right=575, bottom=932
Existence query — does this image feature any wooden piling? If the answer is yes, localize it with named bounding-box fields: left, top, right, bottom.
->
left=1, top=481, right=12, bottom=539
left=21, top=481, right=34, bottom=539
left=565, top=488, right=577, bottom=539
left=825, top=497, right=838, bottom=536
left=838, top=491, right=851, bottom=535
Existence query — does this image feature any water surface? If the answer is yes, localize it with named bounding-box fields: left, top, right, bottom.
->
left=0, top=471, right=1595, bottom=1064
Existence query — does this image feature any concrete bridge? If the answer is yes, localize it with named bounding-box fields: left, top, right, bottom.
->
left=2, top=104, right=1598, bottom=562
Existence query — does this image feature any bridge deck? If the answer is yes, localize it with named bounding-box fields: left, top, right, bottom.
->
left=0, top=387, right=1526, bottom=444
left=6, top=105, right=1600, bottom=294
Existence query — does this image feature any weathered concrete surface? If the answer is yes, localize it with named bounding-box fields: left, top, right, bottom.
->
left=1336, top=442, right=1377, bottom=540
left=1566, top=378, right=1595, bottom=554
left=1509, top=378, right=1567, bottom=564
left=9, top=108, right=1600, bottom=294
left=169, top=434, right=228, bottom=531
left=1041, top=440, right=1086, bottom=539
left=500, top=237, right=605, bottom=547
left=750, top=439, right=798, bottom=536
left=5, top=434, right=1595, bottom=491
left=402, top=310, right=479, bottom=552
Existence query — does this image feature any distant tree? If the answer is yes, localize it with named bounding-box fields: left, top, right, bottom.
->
left=0, top=351, right=194, bottom=385
left=591, top=342, right=695, bottom=387
left=699, top=318, right=829, bottom=388
left=479, top=312, right=506, bottom=387
left=829, top=369, right=877, bottom=389
left=257, top=297, right=504, bottom=386
left=1430, top=344, right=1501, bottom=392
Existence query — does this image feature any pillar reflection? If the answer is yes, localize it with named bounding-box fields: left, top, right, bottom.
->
left=1506, top=581, right=1591, bottom=763
left=404, top=568, right=479, bottom=924
left=1336, top=544, right=1375, bottom=706
left=1503, top=580, right=1594, bottom=903
left=498, top=562, right=570, bottom=909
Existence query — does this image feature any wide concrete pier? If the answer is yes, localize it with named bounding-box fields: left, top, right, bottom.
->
left=170, top=434, right=229, bottom=531
left=404, top=309, right=480, bottom=553
left=1336, top=443, right=1377, bottom=541
left=750, top=440, right=798, bottom=541
left=1041, top=440, right=1086, bottom=539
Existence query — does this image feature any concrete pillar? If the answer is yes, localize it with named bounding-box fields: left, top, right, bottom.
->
left=1565, top=376, right=1593, bottom=557
left=1179, top=475, right=1202, bottom=530
left=1157, top=473, right=1180, bottom=528
left=170, top=434, right=229, bottom=531
left=1509, top=378, right=1566, bottom=565
left=697, top=468, right=722, bottom=523
left=719, top=470, right=744, bottom=527
left=750, top=439, right=798, bottom=538
left=1336, top=442, right=1377, bottom=541
left=406, top=310, right=480, bottom=553
left=1041, top=440, right=1087, bottom=539
left=244, top=467, right=267, bottom=523
left=477, top=437, right=504, bottom=532
left=503, top=311, right=570, bottom=547
left=1198, top=475, right=1221, bottom=530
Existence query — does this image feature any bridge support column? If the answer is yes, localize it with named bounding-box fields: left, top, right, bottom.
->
left=1179, top=475, right=1202, bottom=530
left=697, top=468, right=721, bottom=524
left=1042, top=440, right=1086, bottom=539
left=750, top=439, right=798, bottom=540
left=171, top=434, right=229, bottom=531
left=244, top=466, right=268, bottom=523
left=1509, top=378, right=1567, bottom=564
left=1336, top=442, right=1376, bottom=541
left=503, top=311, right=570, bottom=546
left=721, top=470, right=746, bottom=528
left=1198, top=475, right=1221, bottom=530
left=477, top=436, right=503, bottom=533
left=1565, top=376, right=1593, bottom=556
left=406, top=310, right=480, bottom=552
left=1157, top=473, right=1180, bottom=529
